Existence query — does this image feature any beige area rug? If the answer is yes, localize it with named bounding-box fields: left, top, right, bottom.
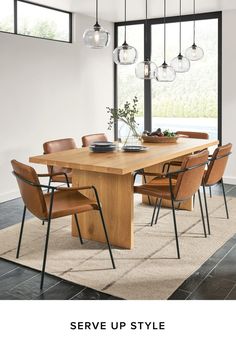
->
left=0, top=194, right=236, bottom=300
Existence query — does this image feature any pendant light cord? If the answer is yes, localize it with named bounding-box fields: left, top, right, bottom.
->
left=193, top=0, right=196, bottom=44
left=96, top=0, right=98, bottom=25
left=179, top=0, right=182, bottom=54
left=124, top=0, right=127, bottom=43
left=164, top=0, right=166, bottom=63
left=145, top=0, right=149, bottom=61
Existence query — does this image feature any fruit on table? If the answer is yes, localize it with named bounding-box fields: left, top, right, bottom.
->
left=143, top=128, right=176, bottom=137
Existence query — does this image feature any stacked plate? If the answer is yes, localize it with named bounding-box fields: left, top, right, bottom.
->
left=89, top=141, right=117, bottom=153
left=122, top=145, right=148, bottom=152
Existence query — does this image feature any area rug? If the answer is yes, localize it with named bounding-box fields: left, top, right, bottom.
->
left=0, top=194, right=236, bottom=300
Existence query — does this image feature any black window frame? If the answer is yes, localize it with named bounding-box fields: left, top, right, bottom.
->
left=114, top=11, right=222, bottom=144
left=0, top=0, right=72, bottom=43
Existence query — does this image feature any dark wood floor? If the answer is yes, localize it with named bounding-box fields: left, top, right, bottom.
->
left=0, top=184, right=236, bottom=300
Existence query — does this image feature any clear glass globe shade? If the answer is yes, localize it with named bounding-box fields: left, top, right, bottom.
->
left=171, top=54, right=190, bottom=73
left=83, top=26, right=110, bottom=49
left=185, top=44, right=204, bottom=61
left=135, top=60, right=157, bottom=80
left=156, top=63, right=176, bottom=82
left=113, top=43, right=138, bottom=65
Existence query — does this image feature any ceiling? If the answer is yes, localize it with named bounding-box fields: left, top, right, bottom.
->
left=31, top=0, right=236, bottom=22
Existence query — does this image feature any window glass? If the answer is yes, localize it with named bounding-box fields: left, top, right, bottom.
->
left=151, top=19, right=218, bottom=139
left=0, top=0, right=14, bottom=33
left=17, top=1, right=71, bottom=42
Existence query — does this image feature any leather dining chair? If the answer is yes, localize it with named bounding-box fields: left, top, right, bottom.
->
left=43, top=138, right=77, bottom=187
left=162, top=131, right=209, bottom=173
left=134, top=150, right=209, bottom=259
left=11, top=160, right=115, bottom=289
left=82, top=133, right=108, bottom=147
left=176, top=131, right=209, bottom=140
left=202, top=143, right=232, bottom=235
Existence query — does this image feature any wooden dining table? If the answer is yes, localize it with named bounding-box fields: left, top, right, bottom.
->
left=29, top=138, right=218, bottom=249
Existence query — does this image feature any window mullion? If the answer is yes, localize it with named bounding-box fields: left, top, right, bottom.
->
left=144, top=20, right=152, bottom=132
left=14, top=0, right=17, bottom=34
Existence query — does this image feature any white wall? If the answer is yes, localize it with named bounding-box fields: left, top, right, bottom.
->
left=1, top=9, right=236, bottom=202
left=222, top=10, right=236, bottom=184
left=0, top=13, right=114, bottom=202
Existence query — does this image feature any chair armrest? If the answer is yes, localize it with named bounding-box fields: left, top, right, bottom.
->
left=162, top=160, right=182, bottom=173
left=37, top=172, right=68, bottom=178
left=135, top=171, right=167, bottom=178
left=56, top=186, right=94, bottom=192
left=166, top=161, right=182, bottom=167
left=56, top=185, right=102, bottom=208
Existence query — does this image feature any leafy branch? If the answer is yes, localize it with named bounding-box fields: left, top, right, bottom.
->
left=106, top=96, right=140, bottom=137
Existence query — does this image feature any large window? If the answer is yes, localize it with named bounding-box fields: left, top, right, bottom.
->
left=115, top=12, right=221, bottom=142
left=0, top=0, right=72, bottom=43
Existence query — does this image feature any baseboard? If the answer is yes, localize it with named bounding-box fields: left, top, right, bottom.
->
left=223, top=176, right=236, bottom=185
left=0, top=190, right=20, bottom=203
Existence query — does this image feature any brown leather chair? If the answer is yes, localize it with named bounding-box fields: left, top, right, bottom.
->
left=134, top=150, right=209, bottom=259
left=43, top=138, right=77, bottom=185
left=176, top=131, right=209, bottom=139
left=82, top=133, right=108, bottom=147
left=11, top=160, right=115, bottom=289
left=202, top=143, right=232, bottom=235
left=163, top=131, right=209, bottom=173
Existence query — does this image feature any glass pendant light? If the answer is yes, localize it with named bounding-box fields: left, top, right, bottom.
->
left=156, top=0, right=176, bottom=82
left=113, top=0, right=138, bottom=65
left=185, top=0, right=204, bottom=61
left=83, top=0, right=110, bottom=49
left=171, top=0, right=190, bottom=73
left=135, top=0, right=157, bottom=79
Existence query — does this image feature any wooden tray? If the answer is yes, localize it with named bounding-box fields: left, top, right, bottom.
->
left=142, top=134, right=180, bottom=143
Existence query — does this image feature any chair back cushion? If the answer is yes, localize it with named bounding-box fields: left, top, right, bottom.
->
left=43, top=138, right=76, bottom=175
left=174, top=150, right=209, bottom=201
left=176, top=131, right=209, bottom=139
left=11, top=160, right=48, bottom=220
left=204, top=143, right=232, bottom=186
left=82, top=133, right=108, bottom=147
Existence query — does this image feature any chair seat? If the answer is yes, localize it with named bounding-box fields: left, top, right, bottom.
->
left=51, top=171, right=72, bottom=183
left=45, top=190, right=98, bottom=219
left=134, top=177, right=177, bottom=199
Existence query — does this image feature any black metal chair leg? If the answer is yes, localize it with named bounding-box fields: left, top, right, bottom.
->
left=143, top=173, right=151, bottom=205
left=98, top=208, right=116, bottom=269
left=16, top=206, right=26, bottom=259
left=193, top=194, right=196, bottom=208
left=209, top=186, right=212, bottom=198
left=155, top=198, right=162, bottom=225
left=91, top=186, right=115, bottom=269
left=202, top=184, right=211, bottom=235
left=74, top=214, right=83, bottom=245
left=47, top=176, right=52, bottom=193
left=42, top=177, right=52, bottom=226
left=40, top=215, right=52, bottom=289
left=171, top=199, right=180, bottom=259
left=151, top=198, right=158, bottom=226
left=40, top=190, right=54, bottom=290
left=198, top=190, right=207, bottom=238
left=221, top=179, right=229, bottom=219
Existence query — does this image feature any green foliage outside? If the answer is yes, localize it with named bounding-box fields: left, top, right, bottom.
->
left=118, top=20, right=218, bottom=119
left=0, top=17, right=67, bottom=41
left=19, top=19, right=67, bottom=41
left=0, top=17, right=13, bottom=32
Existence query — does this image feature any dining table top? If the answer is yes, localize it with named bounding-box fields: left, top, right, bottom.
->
left=29, top=138, right=219, bottom=175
